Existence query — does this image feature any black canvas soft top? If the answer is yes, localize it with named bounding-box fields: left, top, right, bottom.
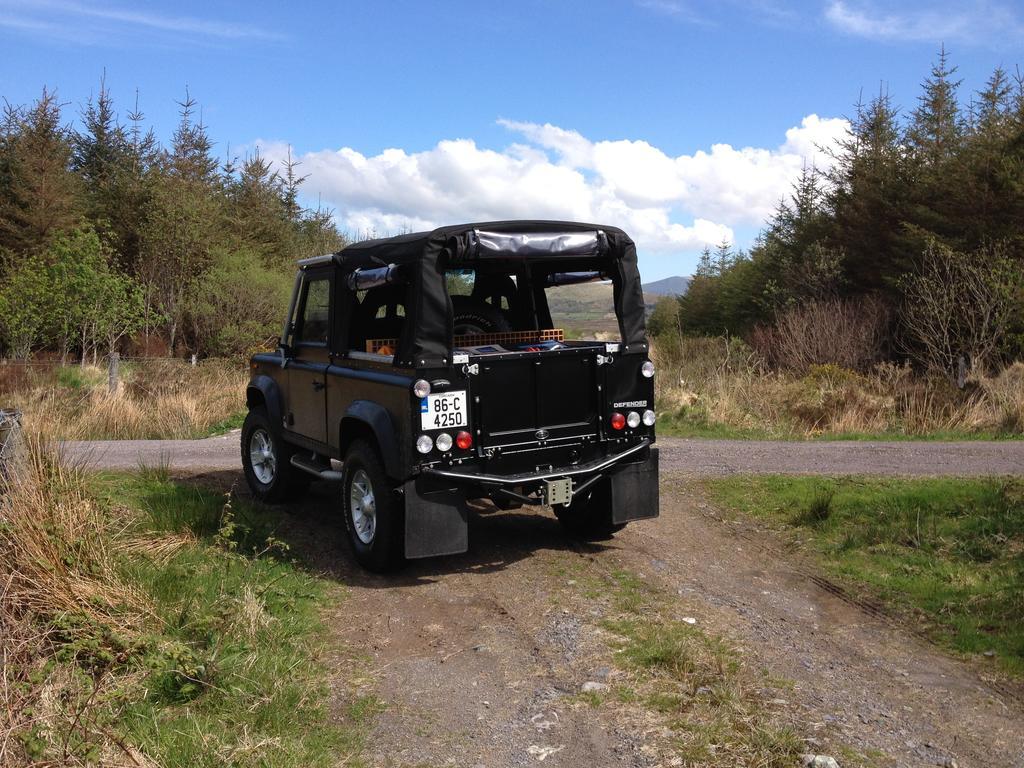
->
left=324, top=220, right=648, bottom=367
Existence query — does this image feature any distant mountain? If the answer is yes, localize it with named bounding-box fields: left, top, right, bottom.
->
left=642, top=275, right=690, bottom=298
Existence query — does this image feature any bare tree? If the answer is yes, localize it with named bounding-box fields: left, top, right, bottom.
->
left=899, top=241, right=1017, bottom=382
left=751, top=296, right=889, bottom=373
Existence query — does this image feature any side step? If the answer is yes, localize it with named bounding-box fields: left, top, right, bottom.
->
left=290, top=454, right=344, bottom=482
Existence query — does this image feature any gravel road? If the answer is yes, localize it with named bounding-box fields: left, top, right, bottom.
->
left=62, top=433, right=1024, bottom=476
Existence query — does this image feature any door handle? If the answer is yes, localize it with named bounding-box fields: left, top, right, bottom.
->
left=312, top=380, right=326, bottom=391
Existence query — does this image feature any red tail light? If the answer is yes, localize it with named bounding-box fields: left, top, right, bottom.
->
left=456, top=430, right=473, bottom=450
left=610, top=412, right=626, bottom=430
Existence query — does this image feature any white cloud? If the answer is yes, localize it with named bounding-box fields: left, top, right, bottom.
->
left=823, top=1, right=1024, bottom=45
left=0, top=0, right=281, bottom=43
left=253, top=113, right=848, bottom=259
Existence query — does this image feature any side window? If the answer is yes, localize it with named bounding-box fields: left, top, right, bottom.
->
left=349, top=284, right=408, bottom=353
left=446, top=269, right=475, bottom=296
left=296, top=277, right=330, bottom=345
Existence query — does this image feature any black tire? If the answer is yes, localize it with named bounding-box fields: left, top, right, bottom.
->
left=451, top=296, right=511, bottom=335
left=241, top=408, right=309, bottom=503
left=553, top=480, right=626, bottom=541
left=341, top=439, right=405, bottom=572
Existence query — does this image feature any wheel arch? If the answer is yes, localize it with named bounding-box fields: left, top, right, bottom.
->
left=247, top=375, right=284, bottom=430
left=340, top=400, right=403, bottom=480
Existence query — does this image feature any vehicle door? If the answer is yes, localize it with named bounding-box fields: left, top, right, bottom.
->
left=285, top=269, right=332, bottom=445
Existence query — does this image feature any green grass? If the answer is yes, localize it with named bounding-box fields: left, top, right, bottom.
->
left=590, top=570, right=809, bottom=767
left=656, top=408, right=777, bottom=440
left=203, top=409, right=247, bottom=436
left=30, top=472, right=371, bottom=767
left=704, top=476, right=1024, bottom=674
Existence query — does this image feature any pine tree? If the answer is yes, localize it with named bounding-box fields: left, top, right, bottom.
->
left=74, top=77, right=135, bottom=259
left=827, top=86, right=911, bottom=295
left=0, top=89, right=81, bottom=256
left=907, top=46, right=962, bottom=166
left=74, top=75, right=130, bottom=199
left=169, top=89, right=218, bottom=184
left=713, top=239, right=733, bottom=275
left=695, top=246, right=714, bottom=277
left=228, top=149, right=293, bottom=264
left=282, top=146, right=307, bottom=224
left=903, top=48, right=965, bottom=248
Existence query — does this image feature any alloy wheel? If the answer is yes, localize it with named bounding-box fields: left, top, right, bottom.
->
left=249, top=428, right=277, bottom=485
left=349, top=468, right=377, bottom=544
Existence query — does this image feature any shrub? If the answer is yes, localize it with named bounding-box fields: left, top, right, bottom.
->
left=899, top=241, right=1018, bottom=382
left=751, top=296, right=889, bottom=373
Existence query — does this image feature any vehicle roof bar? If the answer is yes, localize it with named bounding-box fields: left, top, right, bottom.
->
left=297, top=253, right=338, bottom=268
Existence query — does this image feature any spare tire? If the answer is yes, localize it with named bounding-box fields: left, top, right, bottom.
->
left=451, top=296, right=511, bottom=335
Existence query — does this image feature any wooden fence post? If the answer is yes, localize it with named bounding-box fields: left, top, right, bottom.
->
left=0, top=408, right=22, bottom=486
left=108, top=352, right=120, bottom=394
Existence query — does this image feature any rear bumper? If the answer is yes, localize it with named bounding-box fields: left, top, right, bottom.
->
left=404, top=441, right=658, bottom=559
left=421, top=439, right=651, bottom=490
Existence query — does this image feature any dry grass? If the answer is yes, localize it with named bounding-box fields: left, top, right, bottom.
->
left=3, top=359, right=247, bottom=440
left=0, top=435, right=351, bottom=767
left=653, top=334, right=1024, bottom=439
left=0, top=436, right=153, bottom=766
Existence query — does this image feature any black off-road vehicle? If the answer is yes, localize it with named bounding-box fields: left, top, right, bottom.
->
left=242, top=221, right=659, bottom=571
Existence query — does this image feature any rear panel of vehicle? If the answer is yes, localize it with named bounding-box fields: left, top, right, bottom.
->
left=411, top=345, right=654, bottom=477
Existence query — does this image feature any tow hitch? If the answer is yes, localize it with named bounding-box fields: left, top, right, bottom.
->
left=544, top=478, right=573, bottom=506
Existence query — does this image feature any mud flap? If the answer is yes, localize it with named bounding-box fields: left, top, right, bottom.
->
left=610, top=447, right=659, bottom=524
left=403, top=478, right=468, bottom=559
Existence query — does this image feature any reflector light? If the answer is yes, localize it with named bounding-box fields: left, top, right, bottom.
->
left=413, top=379, right=431, bottom=398
left=415, top=434, right=433, bottom=454
left=435, top=432, right=453, bottom=452
left=641, top=360, right=655, bottom=378
left=642, top=409, right=656, bottom=426
left=456, top=431, right=473, bottom=450
left=627, top=411, right=641, bottom=428
left=610, top=412, right=626, bottom=430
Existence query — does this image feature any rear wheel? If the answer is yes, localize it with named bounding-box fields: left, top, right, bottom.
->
left=341, top=439, right=405, bottom=572
left=553, top=480, right=626, bottom=540
left=241, top=408, right=309, bottom=502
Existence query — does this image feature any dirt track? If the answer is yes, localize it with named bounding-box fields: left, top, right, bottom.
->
left=63, top=433, right=1024, bottom=476
left=172, top=465, right=1024, bottom=768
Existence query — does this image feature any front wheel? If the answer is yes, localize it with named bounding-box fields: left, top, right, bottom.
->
left=341, top=439, right=405, bottom=572
left=553, top=480, right=626, bottom=541
left=241, top=408, right=308, bottom=503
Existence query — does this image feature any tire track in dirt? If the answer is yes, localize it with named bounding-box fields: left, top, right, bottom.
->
left=279, top=485, right=669, bottom=768
left=605, top=475, right=1024, bottom=768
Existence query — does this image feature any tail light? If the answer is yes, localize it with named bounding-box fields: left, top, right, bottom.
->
left=456, top=430, right=473, bottom=450
left=626, top=411, right=641, bottom=428
left=610, top=412, right=626, bottom=430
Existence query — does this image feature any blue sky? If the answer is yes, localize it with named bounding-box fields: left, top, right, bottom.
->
left=2, top=0, right=1021, bottom=280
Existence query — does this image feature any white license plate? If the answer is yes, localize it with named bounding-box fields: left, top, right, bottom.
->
left=420, top=391, right=468, bottom=430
